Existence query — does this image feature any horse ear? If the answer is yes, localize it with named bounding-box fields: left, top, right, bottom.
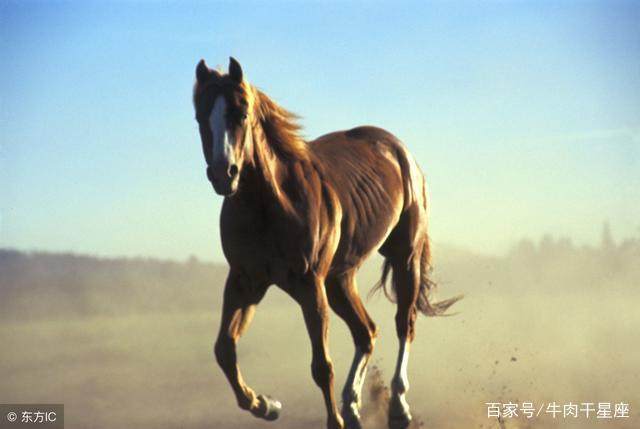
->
left=229, top=57, right=243, bottom=83
left=196, top=59, right=218, bottom=83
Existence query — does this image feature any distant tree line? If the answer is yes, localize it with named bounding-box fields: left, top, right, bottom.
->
left=0, top=250, right=228, bottom=322
left=1, top=225, right=638, bottom=321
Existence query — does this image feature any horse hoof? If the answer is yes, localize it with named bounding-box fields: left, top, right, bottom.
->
left=256, top=394, right=282, bottom=421
left=388, top=410, right=412, bottom=429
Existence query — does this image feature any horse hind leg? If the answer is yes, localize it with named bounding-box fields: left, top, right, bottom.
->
left=387, top=254, right=421, bottom=429
left=326, top=270, right=377, bottom=429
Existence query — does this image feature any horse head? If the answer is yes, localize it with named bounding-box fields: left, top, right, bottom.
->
left=193, top=57, right=254, bottom=196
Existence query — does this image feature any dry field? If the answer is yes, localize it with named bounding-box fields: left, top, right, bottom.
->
left=1, top=237, right=639, bottom=428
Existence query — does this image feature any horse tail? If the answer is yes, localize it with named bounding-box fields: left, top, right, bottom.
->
left=371, top=238, right=463, bottom=317
left=366, top=129, right=462, bottom=315
left=416, top=237, right=463, bottom=316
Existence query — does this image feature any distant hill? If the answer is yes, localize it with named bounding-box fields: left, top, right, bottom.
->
left=1, top=229, right=638, bottom=322
left=0, top=250, right=228, bottom=322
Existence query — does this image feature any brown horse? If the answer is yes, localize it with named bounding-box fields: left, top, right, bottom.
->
left=193, top=57, right=461, bottom=429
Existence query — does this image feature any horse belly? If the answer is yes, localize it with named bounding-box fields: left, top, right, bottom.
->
left=333, top=175, right=404, bottom=271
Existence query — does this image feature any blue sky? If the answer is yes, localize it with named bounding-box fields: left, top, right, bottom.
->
left=1, top=1, right=639, bottom=261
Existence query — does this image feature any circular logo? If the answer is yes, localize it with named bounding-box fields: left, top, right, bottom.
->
left=6, top=411, right=18, bottom=422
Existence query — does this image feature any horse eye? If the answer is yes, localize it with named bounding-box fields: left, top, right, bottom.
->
left=240, top=113, right=248, bottom=121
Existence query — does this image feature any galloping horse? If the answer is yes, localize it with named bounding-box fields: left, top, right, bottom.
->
left=193, top=57, right=461, bottom=429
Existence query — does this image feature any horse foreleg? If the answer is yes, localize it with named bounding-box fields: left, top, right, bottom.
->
left=297, top=276, right=344, bottom=429
left=214, top=271, right=280, bottom=421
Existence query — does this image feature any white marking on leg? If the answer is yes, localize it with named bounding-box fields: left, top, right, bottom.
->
left=390, top=337, right=411, bottom=421
left=342, top=346, right=369, bottom=416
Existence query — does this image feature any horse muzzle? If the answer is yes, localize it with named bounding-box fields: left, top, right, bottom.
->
left=207, top=165, right=239, bottom=196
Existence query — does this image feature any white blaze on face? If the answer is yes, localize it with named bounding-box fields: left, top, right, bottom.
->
left=208, top=96, right=235, bottom=166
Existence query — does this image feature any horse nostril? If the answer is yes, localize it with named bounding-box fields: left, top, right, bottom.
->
left=228, top=164, right=239, bottom=179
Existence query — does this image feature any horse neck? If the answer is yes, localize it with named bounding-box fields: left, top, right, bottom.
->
left=241, top=118, right=303, bottom=218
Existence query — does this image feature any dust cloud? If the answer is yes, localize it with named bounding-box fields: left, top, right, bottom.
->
left=1, top=227, right=639, bottom=428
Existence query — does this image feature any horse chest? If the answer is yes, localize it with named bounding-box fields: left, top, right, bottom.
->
left=220, top=198, right=306, bottom=284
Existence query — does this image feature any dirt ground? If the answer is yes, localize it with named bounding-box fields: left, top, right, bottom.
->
left=1, top=239, right=638, bottom=428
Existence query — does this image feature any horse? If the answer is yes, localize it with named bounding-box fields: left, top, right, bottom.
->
left=192, top=57, right=461, bottom=429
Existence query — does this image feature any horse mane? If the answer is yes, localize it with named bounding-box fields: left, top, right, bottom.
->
left=253, top=88, right=309, bottom=161
left=249, top=86, right=329, bottom=272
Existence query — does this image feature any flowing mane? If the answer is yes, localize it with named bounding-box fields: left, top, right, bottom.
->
left=253, top=88, right=309, bottom=161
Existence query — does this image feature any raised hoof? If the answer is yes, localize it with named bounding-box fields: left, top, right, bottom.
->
left=254, top=394, right=282, bottom=421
